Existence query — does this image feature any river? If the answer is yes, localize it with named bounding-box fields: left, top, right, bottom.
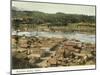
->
left=12, top=31, right=95, bottom=44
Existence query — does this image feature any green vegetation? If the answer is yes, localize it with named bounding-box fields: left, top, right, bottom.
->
left=12, top=9, right=95, bottom=34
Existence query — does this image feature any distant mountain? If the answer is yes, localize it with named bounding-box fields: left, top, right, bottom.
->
left=12, top=6, right=95, bottom=24
left=12, top=6, right=19, bottom=10
left=12, top=6, right=26, bottom=11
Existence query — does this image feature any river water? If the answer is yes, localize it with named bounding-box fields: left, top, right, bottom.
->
left=12, top=31, right=95, bottom=44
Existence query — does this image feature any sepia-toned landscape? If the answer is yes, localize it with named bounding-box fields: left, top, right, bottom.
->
left=12, top=1, right=96, bottom=69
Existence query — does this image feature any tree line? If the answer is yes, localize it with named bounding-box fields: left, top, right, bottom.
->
left=12, top=9, right=95, bottom=27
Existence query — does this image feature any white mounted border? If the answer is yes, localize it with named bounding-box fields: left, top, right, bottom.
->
left=12, top=65, right=95, bottom=74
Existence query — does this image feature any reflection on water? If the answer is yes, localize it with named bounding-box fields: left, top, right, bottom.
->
left=12, top=31, right=95, bottom=43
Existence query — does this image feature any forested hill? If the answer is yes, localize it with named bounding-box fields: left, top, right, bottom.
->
left=12, top=9, right=95, bottom=25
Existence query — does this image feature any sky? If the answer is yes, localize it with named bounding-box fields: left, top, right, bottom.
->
left=12, top=1, right=96, bottom=16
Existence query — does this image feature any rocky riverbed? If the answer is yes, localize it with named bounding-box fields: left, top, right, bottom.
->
left=12, top=35, right=96, bottom=69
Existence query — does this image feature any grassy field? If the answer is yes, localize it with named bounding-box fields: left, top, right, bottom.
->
left=16, top=23, right=95, bottom=34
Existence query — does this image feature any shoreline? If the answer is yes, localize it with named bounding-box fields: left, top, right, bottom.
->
left=12, top=31, right=95, bottom=44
